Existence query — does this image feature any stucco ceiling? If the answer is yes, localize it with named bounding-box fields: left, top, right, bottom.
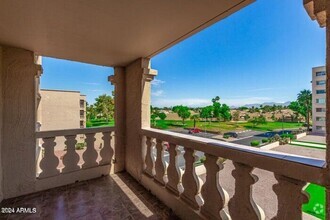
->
left=0, top=0, right=253, bottom=67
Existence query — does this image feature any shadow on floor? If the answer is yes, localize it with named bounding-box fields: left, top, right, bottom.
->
left=0, top=172, right=179, bottom=220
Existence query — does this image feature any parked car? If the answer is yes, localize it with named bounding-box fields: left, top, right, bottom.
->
left=189, top=128, right=201, bottom=134
left=223, top=132, right=238, bottom=138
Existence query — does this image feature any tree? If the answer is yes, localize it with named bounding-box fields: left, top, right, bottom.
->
left=93, top=94, right=115, bottom=121
left=151, top=114, right=158, bottom=126
left=172, top=105, right=191, bottom=125
left=249, top=115, right=266, bottom=127
left=190, top=114, right=200, bottom=128
left=200, top=106, right=213, bottom=122
left=288, top=90, right=312, bottom=131
left=211, top=96, right=231, bottom=121
left=232, top=111, right=240, bottom=121
left=158, top=112, right=167, bottom=120
left=238, top=106, right=248, bottom=111
left=86, top=103, right=97, bottom=120
left=220, top=104, right=231, bottom=121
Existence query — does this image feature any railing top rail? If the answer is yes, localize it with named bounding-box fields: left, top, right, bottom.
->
left=36, top=126, right=115, bottom=138
left=141, top=128, right=326, bottom=185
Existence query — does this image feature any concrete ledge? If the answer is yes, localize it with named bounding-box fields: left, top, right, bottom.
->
left=140, top=173, right=206, bottom=220
left=260, top=141, right=280, bottom=150
left=296, top=132, right=307, bottom=139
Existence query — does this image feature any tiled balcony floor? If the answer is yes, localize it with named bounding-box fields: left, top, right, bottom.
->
left=0, top=173, right=179, bottom=220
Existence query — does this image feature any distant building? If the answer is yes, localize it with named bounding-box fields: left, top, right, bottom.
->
left=312, top=66, right=326, bottom=134
left=38, top=89, right=86, bottom=131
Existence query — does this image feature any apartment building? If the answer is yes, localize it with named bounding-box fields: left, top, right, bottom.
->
left=38, top=89, right=86, bottom=131
left=312, top=66, right=326, bottom=134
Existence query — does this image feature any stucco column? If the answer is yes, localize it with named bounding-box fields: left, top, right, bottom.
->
left=122, top=58, right=157, bottom=180
left=1, top=45, right=40, bottom=198
left=109, top=67, right=126, bottom=173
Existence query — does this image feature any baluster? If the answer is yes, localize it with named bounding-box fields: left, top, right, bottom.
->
left=166, top=143, right=182, bottom=196
left=201, top=154, right=230, bottom=219
left=82, top=133, right=98, bottom=169
left=181, top=147, right=202, bottom=209
left=144, top=136, right=155, bottom=177
left=39, top=137, right=60, bottom=178
left=62, top=135, right=80, bottom=173
left=154, top=139, right=167, bottom=185
left=100, top=131, right=114, bottom=165
left=229, top=162, right=265, bottom=220
left=272, top=174, right=309, bottom=220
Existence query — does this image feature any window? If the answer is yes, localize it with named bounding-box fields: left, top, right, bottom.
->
left=316, top=117, right=326, bottom=121
left=80, top=100, right=85, bottom=108
left=316, top=108, right=326, bottom=112
left=316, top=98, right=326, bottom=104
left=316, top=126, right=325, bottom=131
left=316, top=80, right=326, bottom=85
left=80, top=121, right=84, bottom=128
left=316, top=71, right=326, bottom=76
left=316, top=89, right=326, bottom=94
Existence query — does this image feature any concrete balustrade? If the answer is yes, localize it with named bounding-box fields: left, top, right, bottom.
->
left=35, top=126, right=115, bottom=191
left=141, top=128, right=327, bottom=220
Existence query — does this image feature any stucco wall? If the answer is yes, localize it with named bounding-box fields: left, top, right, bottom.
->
left=39, top=90, right=83, bottom=131
left=2, top=46, right=37, bottom=198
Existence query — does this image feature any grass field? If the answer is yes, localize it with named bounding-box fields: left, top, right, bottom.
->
left=87, top=118, right=303, bottom=133
left=86, top=119, right=115, bottom=127
left=153, top=120, right=303, bottom=133
left=303, top=184, right=325, bottom=219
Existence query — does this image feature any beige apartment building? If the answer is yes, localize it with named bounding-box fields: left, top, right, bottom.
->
left=312, top=66, right=326, bottom=134
left=38, top=89, right=86, bottom=131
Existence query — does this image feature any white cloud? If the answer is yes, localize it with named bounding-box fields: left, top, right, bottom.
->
left=151, top=79, right=165, bottom=86
left=152, top=96, right=284, bottom=107
left=152, top=90, right=164, bottom=97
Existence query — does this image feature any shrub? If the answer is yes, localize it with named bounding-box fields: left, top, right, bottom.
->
left=279, top=138, right=289, bottom=145
left=75, top=142, right=86, bottom=150
left=223, top=134, right=230, bottom=139
left=262, top=138, right=269, bottom=143
left=281, top=133, right=294, bottom=140
left=273, top=134, right=281, bottom=141
left=250, top=140, right=260, bottom=147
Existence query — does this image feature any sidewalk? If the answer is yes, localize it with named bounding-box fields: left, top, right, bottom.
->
left=291, top=141, right=326, bottom=150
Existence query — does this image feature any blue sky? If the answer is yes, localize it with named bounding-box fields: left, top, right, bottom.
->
left=41, top=0, right=325, bottom=107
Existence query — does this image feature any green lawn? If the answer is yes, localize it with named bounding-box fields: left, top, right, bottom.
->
left=86, top=119, right=115, bottom=127
left=153, top=120, right=303, bottom=133
left=303, top=184, right=325, bottom=219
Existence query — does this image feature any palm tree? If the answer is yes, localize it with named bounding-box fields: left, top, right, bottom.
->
left=190, top=114, right=200, bottom=128
left=297, top=89, right=312, bottom=132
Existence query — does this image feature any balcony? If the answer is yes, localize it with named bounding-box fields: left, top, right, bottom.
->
left=0, top=0, right=328, bottom=219
left=1, top=125, right=327, bottom=219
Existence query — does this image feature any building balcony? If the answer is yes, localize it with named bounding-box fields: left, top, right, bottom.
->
left=0, top=0, right=328, bottom=219
left=1, top=125, right=327, bottom=219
